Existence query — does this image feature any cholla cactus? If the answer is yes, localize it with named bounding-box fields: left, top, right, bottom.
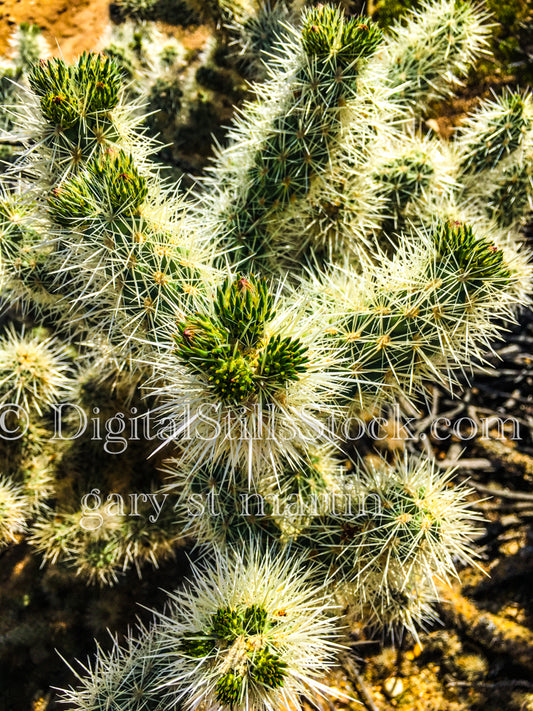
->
left=456, top=89, right=533, bottom=230
left=21, top=52, right=149, bottom=183
left=316, top=220, right=530, bottom=409
left=2, top=50, right=159, bottom=321
left=261, top=444, right=346, bottom=539
left=163, top=457, right=273, bottom=548
left=457, top=90, right=531, bottom=174
left=8, top=22, right=50, bottom=73
left=347, top=455, right=482, bottom=587
left=348, top=568, right=441, bottom=641
left=0, top=187, right=39, bottom=268
left=0, top=24, right=49, bottom=170
left=114, top=0, right=159, bottom=21
left=155, top=545, right=341, bottom=711
left=100, top=20, right=186, bottom=99
left=44, top=148, right=213, bottom=345
left=291, top=454, right=481, bottom=638
left=60, top=625, right=177, bottom=711
left=155, top=273, right=349, bottom=479
left=369, top=132, right=456, bottom=244
left=0, top=476, right=28, bottom=548
left=62, top=545, right=341, bottom=710
left=221, top=0, right=301, bottom=79
left=202, top=4, right=384, bottom=268
left=0, top=0, right=532, bottom=704
left=197, top=0, right=494, bottom=270
left=30, top=484, right=183, bottom=585
left=0, top=182, right=63, bottom=318
left=30, top=505, right=127, bottom=585
left=0, top=325, right=74, bottom=416
left=6, top=53, right=216, bottom=351
left=382, top=0, right=491, bottom=113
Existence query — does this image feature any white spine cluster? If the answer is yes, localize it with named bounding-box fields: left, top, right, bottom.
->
left=0, top=0, right=531, bottom=706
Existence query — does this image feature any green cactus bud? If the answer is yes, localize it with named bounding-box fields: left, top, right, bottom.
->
left=207, top=353, right=256, bottom=404
left=214, top=275, right=275, bottom=348
left=259, top=334, right=310, bottom=387
left=47, top=151, right=148, bottom=226
left=47, top=180, right=94, bottom=226
left=175, top=317, right=231, bottom=368
left=216, top=670, right=245, bottom=706
left=302, top=6, right=382, bottom=63
left=88, top=151, right=148, bottom=212
left=242, top=604, right=269, bottom=635
left=458, top=91, right=531, bottom=174
left=40, top=89, right=79, bottom=128
left=211, top=607, right=245, bottom=641
left=83, top=538, right=122, bottom=578
left=250, top=647, right=287, bottom=688
left=28, top=57, right=71, bottom=97
left=74, top=51, right=122, bottom=113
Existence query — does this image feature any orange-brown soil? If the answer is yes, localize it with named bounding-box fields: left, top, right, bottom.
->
left=0, top=0, right=112, bottom=60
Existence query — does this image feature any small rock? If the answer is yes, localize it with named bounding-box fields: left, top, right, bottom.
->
left=384, top=676, right=404, bottom=698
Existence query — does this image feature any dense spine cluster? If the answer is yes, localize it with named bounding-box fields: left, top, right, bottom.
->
left=0, top=1, right=531, bottom=709
left=456, top=89, right=533, bottom=230
left=153, top=548, right=340, bottom=711
left=203, top=5, right=383, bottom=268
left=382, top=0, right=491, bottom=112
left=293, top=455, right=481, bottom=636
left=156, top=273, right=347, bottom=478
left=0, top=325, right=73, bottom=414
left=3, top=51, right=216, bottom=355
left=322, top=221, right=528, bottom=408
